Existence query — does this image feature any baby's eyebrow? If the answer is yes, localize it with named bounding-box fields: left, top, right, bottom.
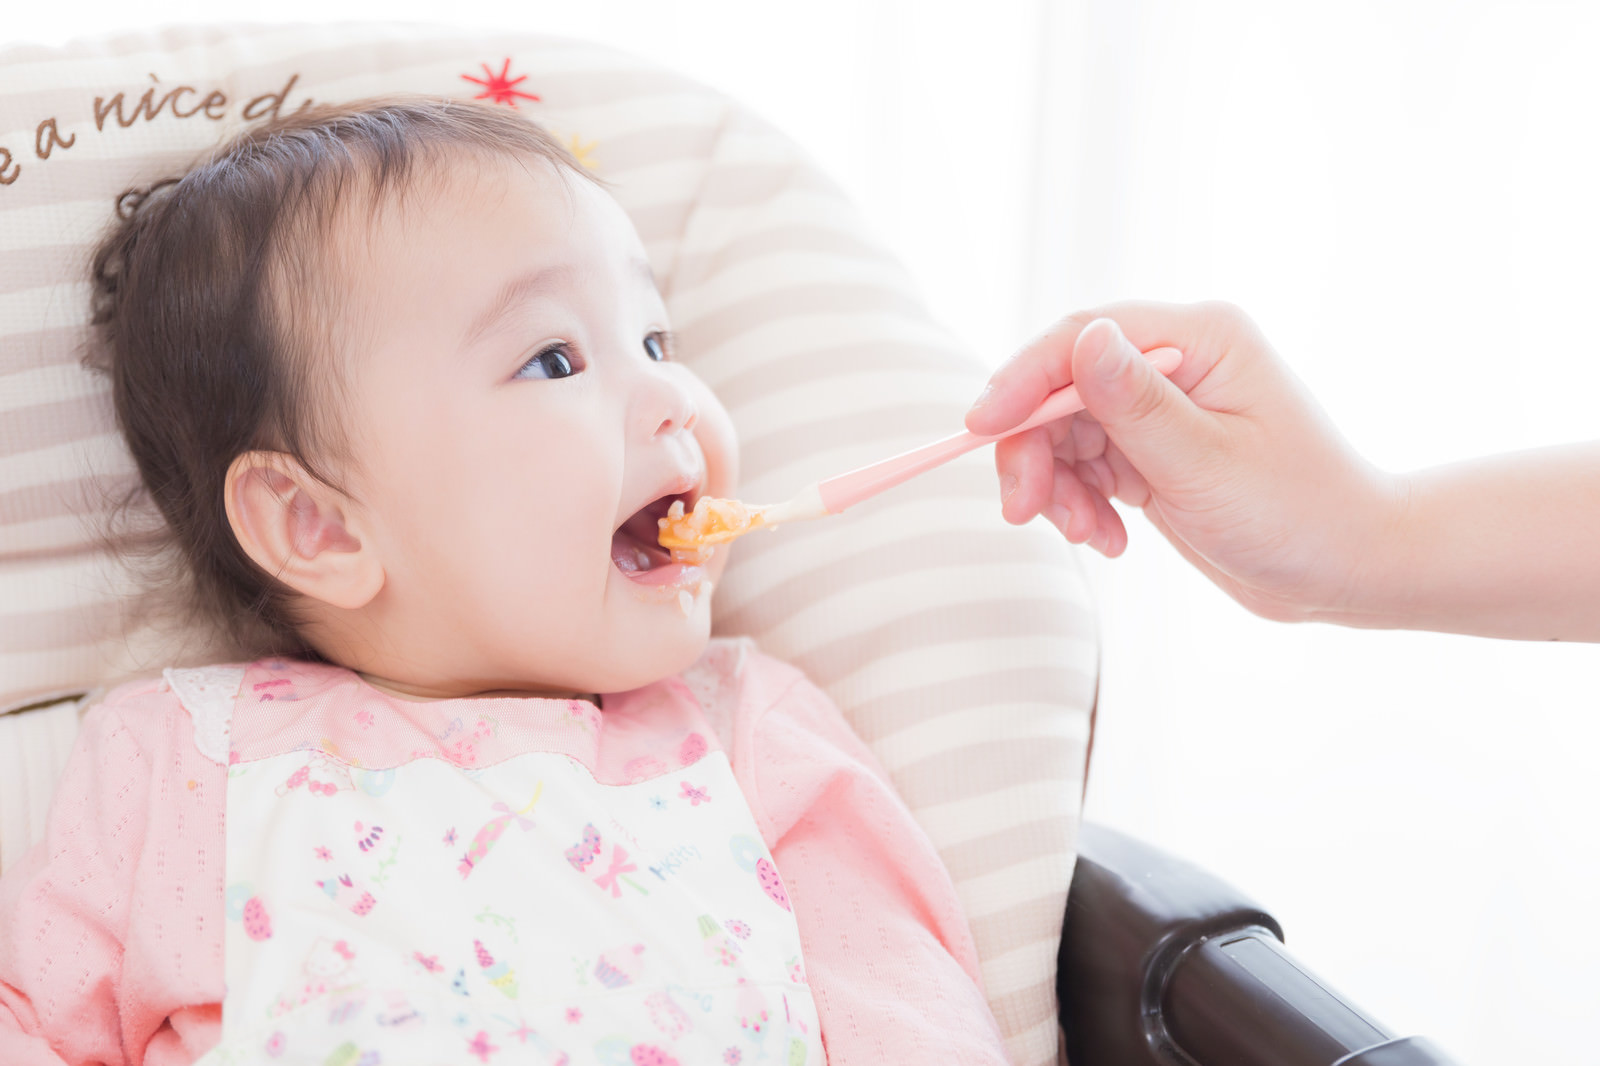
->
left=461, top=258, right=661, bottom=347
left=462, top=264, right=575, bottom=346
left=633, top=257, right=659, bottom=290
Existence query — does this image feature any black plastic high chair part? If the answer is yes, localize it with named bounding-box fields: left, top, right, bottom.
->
left=1058, top=823, right=1465, bottom=1066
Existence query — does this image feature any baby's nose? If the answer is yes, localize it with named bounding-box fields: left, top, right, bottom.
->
left=642, top=372, right=698, bottom=438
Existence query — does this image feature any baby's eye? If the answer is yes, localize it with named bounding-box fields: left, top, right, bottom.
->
left=515, top=342, right=578, bottom=381
left=643, top=330, right=674, bottom=363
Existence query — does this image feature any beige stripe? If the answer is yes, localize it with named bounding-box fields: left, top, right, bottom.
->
left=0, top=205, right=108, bottom=254
left=728, top=565, right=1087, bottom=664
left=0, top=563, right=120, bottom=616
left=749, top=599, right=1092, bottom=711
left=714, top=488, right=1035, bottom=600
left=667, top=248, right=919, bottom=325
left=690, top=159, right=841, bottom=212
left=718, top=527, right=1084, bottom=643
left=0, top=470, right=134, bottom=530
left=676, top=302, right=962, bottom=385
left=0, top=243, right=92, bottom=299
left=977, top=919, right=1067, bottom=982
left=959, top=882, right=1071, bottom=942
left=734, top=408, right=984, bottom=494
left=746, top=618, right=1093, bottom=707
left=0, top=391, right=110, bottom=460
left=829, top=639, right=1096, bottom=725
left=870, top=698, right=1091, bottom=773
left=0, top=32, right=695, bottom=106
left=670, top=224, right=894, bottom=294
left=829, top=664, right=1092, bottom=741
left=722, top=359, right=977, bottom=425
left=0, top=650, right=107, bottom=707
left=529, top=70, right=724, bottom=112
left=986, top=973, right=1062, bottom=1037
left=958, top=854, right=1076, bottom=918
left=0, top=149, right=206, bottom=212
left=736, top=402, right=978, bottom=478
left=962, top=871, right=1069, bottom=955
left=712, top=335, right=974, bottom=409
left=0, top=513, right=112, bottom=559
left=626, top=199, right=696, bottom=249
left=912, top=779, right=1086, bottom=852
left=604, top=166, right=702, bottom=226
left=675, top=281, right=927, bottom=358
left=979, top=951, right=1066, bottom=1066
left=0, top=283, right=91, bottom=338
left=890, top=736, right=1080, bottom=810
left=0, top=326, right=88, bottom=372
left=0, top=24, right=353, bottom=84
left=534, top=92, right=726, bottom=143
left=0, top=597, right=125, bottom=653
left=673, top=182, right=883, bottom=244
left=991, top=1003, right=1064, bottom=1066
left=577, top=127, right=718, bottom=184
left=0, top=360, right=104, bottom=415
left=0, top=434, right=130, bottom=500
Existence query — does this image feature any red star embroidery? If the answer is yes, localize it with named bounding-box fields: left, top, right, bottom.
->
left=462, top=59, right=541, bottom=107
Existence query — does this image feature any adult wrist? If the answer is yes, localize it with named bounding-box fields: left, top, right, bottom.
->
left=1301, top=465, right=1417, bottom=629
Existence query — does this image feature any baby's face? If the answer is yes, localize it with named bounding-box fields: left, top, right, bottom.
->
left=327, top=155, right=738, bottom=697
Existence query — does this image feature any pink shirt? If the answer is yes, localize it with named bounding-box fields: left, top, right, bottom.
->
left=0, top=638, right=1007, bottom=1065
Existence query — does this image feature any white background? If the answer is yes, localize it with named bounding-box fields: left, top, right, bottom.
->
left=8, top=3, right=1599, bottom=1064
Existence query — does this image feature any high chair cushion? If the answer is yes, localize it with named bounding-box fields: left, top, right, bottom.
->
left=0, top=24, right=1097, bottom=1064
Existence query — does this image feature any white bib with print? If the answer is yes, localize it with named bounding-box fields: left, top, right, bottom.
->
left=184, top=686, right=822, bottom=1066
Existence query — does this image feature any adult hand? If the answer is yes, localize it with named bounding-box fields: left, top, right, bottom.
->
left=965, top=301, right=1397, bottom=623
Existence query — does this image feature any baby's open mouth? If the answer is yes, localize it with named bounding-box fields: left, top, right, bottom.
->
left=611, top=491, right=697, bottom=582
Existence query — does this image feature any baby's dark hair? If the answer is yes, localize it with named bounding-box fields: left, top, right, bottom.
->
left=84, top=96, right=597, bottom=662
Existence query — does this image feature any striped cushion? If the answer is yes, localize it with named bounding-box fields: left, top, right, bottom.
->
left=0, top=24, right=1095, bottom=1064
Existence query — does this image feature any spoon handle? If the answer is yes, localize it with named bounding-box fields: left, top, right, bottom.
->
left=812, top=346, right=1183, bottom=515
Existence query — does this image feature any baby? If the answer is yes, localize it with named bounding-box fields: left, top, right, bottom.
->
left=0, top=99, right=1007, bottom=1065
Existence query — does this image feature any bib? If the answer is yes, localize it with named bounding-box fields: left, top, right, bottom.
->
left=169, top=662, right=824, bottom=1066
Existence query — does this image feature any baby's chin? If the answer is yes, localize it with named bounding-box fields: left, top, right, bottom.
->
left=584, top=616, right=715, bottom=697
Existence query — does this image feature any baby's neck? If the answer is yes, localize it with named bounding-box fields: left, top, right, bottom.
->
left=356, top=670, right=600, bottom=706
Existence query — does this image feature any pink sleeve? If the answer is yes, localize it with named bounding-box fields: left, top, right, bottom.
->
left=731, top=655, right=1009, bottom=1065
left=0, top=680, right=225, bottom=1066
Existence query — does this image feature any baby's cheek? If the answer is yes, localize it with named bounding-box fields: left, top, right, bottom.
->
left=687, top=377, right=740, bottom=499
left=706, top=538, right=735, bottom=588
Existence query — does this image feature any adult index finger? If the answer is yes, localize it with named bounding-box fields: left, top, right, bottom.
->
left=964, top=314, right=1092, bottom=436
left=965, top=300, right=1227, bottom=436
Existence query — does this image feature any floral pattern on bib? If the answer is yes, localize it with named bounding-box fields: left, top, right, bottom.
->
left=198, top=745, right=823, bottom=1066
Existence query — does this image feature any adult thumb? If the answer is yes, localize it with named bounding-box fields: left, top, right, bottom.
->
left=1072, top=318, right=1213, bottom=485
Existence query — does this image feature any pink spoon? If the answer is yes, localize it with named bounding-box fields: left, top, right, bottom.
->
left=706, top=345, right=1185, bottom=534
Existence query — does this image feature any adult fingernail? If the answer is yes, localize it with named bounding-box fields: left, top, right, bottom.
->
left=1092, top=321, right=1130, bottom=381
left=1001, top=473, right=1018, bottom=503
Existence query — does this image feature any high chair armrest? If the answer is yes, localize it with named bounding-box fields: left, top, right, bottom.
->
left=1058, top=823, right=1463, bottom=1066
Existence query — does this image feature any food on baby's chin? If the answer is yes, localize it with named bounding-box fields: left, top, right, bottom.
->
left=619, top=569, right=713, bottom=612
left=657, top=497, right=765, bottom=562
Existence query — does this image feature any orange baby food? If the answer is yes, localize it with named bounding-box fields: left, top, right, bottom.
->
left=657, top=497, right=766, bottom=564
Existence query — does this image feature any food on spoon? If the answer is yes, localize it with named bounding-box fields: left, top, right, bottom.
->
left=657, top=496, right=767, bottom=563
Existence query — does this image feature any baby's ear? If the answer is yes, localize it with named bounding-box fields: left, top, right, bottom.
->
left=224, top=451, right=384, bottom=611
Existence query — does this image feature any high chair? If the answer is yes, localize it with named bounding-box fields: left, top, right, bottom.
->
left=0, top=22, right=1458, bottom=1066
